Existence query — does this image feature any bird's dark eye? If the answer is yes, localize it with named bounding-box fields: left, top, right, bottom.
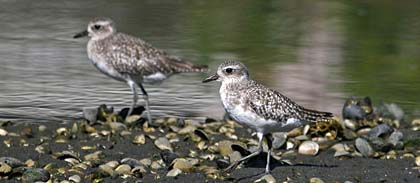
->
left=93, top=25, right=101, bottom=30
left=225, top=68, right=233, bottom=74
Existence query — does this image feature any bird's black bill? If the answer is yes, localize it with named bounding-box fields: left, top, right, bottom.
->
left=73, top=30, right=88, bottom=38
left=202, top=74, right=219, bottom=83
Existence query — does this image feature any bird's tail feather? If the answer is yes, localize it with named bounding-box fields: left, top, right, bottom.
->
left=300, top=108, right=333, bottom=123
left=169, top=58, right=208, bottom=73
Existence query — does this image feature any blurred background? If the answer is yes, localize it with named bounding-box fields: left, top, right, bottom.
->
left=1, top=0, right=420, bottom=122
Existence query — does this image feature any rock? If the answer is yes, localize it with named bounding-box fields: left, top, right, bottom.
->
left=272, top=132, right=287, bottom=149
left=83, top=107, right=98, bottom=123
left=56, top=127, right=69, bottom=136
left=121, top=158, right=143, bottom=168
left=25, top=159, right=36, bottom=167
left=368, top=123, right=393, bottom=138
left=369, top=137, right=390, bottom=152
left=118, top=106, right=145, bottom=119
left=98, top=164, right=115, bottom=177
left=355, top=138, right=374, bottom=157
left=298, top=141, right=319, bottom=156
left=0, top=157, right=24, bottom=168
left=254, top=174, right=276, bottom=183
left=166, top=168, right=182, bottom=177
left=132, top=134, right=146, bottom=145
left=22, top=168, right=50, bottom=183
left=310, top=177, right=325, bottom=183
left=115, top=164, right=131, bottom=175
left=343, top=129, right=357, bottom=140
left=154, top=137, right=173, bottom=151
left=171, top=158, right=193, bottom=172
left=0, top=162, right=12, bottom=174
left=68, top=175, right=81, bottom=183
left=104, top=161, right=119, bottom=169
left=178, top=125, right=197, bottom=135
left=84, top=151, right=104, bottom=161
left=217, top=140, right=247, bottom=156
left=342, top=97, right=367, bottom=121
left=160, top=150, right=179, bottom=164
left=108, top=122, right=127, bottom=132
left=194, top=129, right=209, bottom=141
left=216, top=159, right=230, bottom=169
left=388, top=131, right=403, bottom=146
left=228, top=151, right=242, bottom=163
left=334, top=150, right=351, bottom=157
left=415, top=156, right=420, bottom=167
left=0, top=128, right=7, bottom=136
left=38, top=125, right=47, bottom=133
left=151, top=161, right=162, bottom=170
left=139, top=158, right=152, bottom=167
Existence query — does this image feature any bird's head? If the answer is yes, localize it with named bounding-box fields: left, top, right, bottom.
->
left=203, top=60, right=249, bottom=84
left=73, top=17, right=116, bottom=40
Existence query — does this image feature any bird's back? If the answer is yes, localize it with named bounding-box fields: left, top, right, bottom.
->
left=88, top=32, right=207, bottom=83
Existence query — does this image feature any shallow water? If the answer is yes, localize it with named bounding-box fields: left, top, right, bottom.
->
left=1, top=0, right=420, bottom=122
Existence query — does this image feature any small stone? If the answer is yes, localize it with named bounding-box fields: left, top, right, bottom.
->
left=310, top=177, right=325, bottom=183
left=171, top=158, right=193, bottom=172
left=22, top=168, right=50, bottom=183
left=334, top=150, right=351, bottom=157
left=71, top=123, right=78, bottom=134
left=0, top=157, right=24, bottom=168
left=104, top=161, right=119, bottom=169
left=68, top=175, right=82, bottom=183
left=83, top=107, right=98, bottom=123
left=178, top=125, right=197, bottom=135
left=99, top=164, right=115, bottom=177
left=121, top=158, right=143, bottom=168
left=115, top=164, right=131, bottom=175
left=272, top=132, right=287, bottom=149
left=108, top=122, right=127, bottom=132
left=150, top=161, right=162, bottom=170
left=368, top=123, right=393, bottom=138
left=160, top=150, right=179, bottom=164
left=84, top=151, right=104, bottom=161
left=0, top=128, right=7, bottom=136
left=25, top=159, right=36, bottom=167
left=21, top=127, right=33, bottom=138
left=154, top=137, right=173, bottom=151
left=254, top=173, right=276, bottom=183
left=38, top=125, right=47, bottom=133
left=355, top=138, right=374, bottom=157
left=166, top=168, right=182, bottom=177
left=228, top=151, right=242, bottom=163
left=139, top=158, right=152, bottom=167
left=388, top=131, right=403, bottom=146
left=56, top=127, right=69, bottom=136
left=132, top=134, right=146, bottom=145
left=415, top=156, right=420, bottom=167
left=298, top=141, right=319, bottom=156
left=0, top=162, right=12, bottom=174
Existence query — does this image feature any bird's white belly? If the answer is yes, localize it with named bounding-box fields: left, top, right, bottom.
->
left=143, top=72, right=167, bottom=84
left=92, top=60, right=126, bottom=82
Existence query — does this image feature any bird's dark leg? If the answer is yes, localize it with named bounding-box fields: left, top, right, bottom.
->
left=138, top=83, right=153, bottom=125
left=127, top=80, right=138, bottom=119
left=264, top=134, right=273, bottom=174
left=223, top=132, right=264, bottom=174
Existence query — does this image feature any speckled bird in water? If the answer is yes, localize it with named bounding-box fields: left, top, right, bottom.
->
left=73, top=17, right=208, bottom=124
left=203, top=60, right=333, bottom=174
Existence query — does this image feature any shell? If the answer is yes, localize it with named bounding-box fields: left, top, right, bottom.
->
left=298, top=141, right=319, bottom=156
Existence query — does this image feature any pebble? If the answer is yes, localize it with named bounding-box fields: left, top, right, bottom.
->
left=0, top=162, right=12, bottom=174
left=139, top=158, right=152, bottom=167
left=178, top=125, right=197, bottom=135
left=0, top=157, right=25, bottom=168
left=115, top=164, right=131, bottom=175
left=171, top=158, right=193, bottom=172
left=22, top=168, right=50, bottom=183
left=0, top=128, right=7, bottom=136
left=132, top=134, right=146, bottom=145
left=38, top=125, right=47, bottom=132
left=154, top=137, right=173, bottom=151
left=388, top=131, right=403, bottom=146
left=108, top=122, right=127, bottom=132
left=254, top=174, right=276, bottom=183
left=151, top=161, right=163, bottom=170
left=84, top=151, right=104, bottom=161
left=368, top=123, right=393, bottom=138
left=83, top=107, right=98, bottom=122
left=355, top=138, right=374, bottom=157
left=310, top=177, right=325, bottom=183
left=415, top=156, right=420, bottom=167
left=99, top=164, right=115, bottom=177
left=105, top=161, right=119, bottom=169
left=166, top=168, right=182, bottom=177
left=121, top=158, right=143, bottom=168
left=68, top=174, right=82, bottom=183
left=298, top=141, right=319, bottom=156
left=272, top=132, right=287, bottom=149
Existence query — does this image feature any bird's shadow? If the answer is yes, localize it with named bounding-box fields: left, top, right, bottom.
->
left=227, top=152, right=337, bottom=182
